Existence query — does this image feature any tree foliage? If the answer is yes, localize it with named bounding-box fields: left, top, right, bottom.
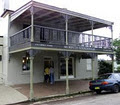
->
left=115, top=47, right=120, bottom=64
left=113, top=38, right=120, bottom=47
left=113, top=38, right=120, bottom=64
left=117, top=66, right=120, bottom=72
left=98, top=60, right=112, bottom=75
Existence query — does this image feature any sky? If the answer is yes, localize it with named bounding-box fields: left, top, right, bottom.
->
left=0, top=0, right=120, bottom=39
left=0, top=0, right=120, bottom=60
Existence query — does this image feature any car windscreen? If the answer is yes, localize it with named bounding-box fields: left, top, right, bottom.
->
left=113, top=74, right=120, bottom=79
left=98, top=74, right=111, bottom=79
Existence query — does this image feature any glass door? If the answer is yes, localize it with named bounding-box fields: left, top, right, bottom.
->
left=60, top=57, right=74, bottom=79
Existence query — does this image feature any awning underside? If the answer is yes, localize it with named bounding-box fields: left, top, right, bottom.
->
left=10, top=1, right=113, bottom=32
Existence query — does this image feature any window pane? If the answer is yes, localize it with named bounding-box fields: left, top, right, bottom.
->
left=60, top=58, right=73, bottom=76
left=114, top=74, right=120, bottom=79
left=87, top=59, right=91, bottom=70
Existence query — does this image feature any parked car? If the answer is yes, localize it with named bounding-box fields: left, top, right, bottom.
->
left=89, top=73, right=120, bottom=94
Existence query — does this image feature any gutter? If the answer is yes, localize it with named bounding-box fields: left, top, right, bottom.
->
left=11, top=90, right=91, bottom=105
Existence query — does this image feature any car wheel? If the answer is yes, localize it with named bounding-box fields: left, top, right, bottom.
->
left=112, top=85, right=119, bottom=93
left=96, top=90, right=101, bottom=94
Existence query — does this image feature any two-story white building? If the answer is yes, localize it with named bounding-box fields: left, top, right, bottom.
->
left=1, top=0, right=114, bottom=100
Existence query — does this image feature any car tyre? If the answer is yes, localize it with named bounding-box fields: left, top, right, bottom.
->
left=112, top=85, right=119, bottom=93
left=96, top=90, right=101, bottom=94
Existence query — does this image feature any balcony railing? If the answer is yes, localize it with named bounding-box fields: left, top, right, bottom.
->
left=10, top=26, right=31, bottom=46
left=10, top=25, right=112, bottom=51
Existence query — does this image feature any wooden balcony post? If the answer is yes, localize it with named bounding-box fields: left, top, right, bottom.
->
left=110, top=26, right=114, bottom=73
left=110, top=26, right=113, bottom=48
left=29, top=50, right=34, bottom=100
left=90, top=21, right=95, bottom=80
left=65, top=52, right=69, bottom=94
left=65, top=14, right=68, bottom=45
left=61, top=51, right=71, bottom=94
left=112, top=54, right=114, bottom=73
left=91, top=21, right=94, bottom=47
left=31, top=7, right=34, bottom=42
left=91, top=53, right=95, bottom=80
left=92, top=57, right=94, bottom=80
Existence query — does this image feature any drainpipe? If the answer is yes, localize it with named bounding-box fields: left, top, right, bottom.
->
left=3, top=0, right=9, bottom=10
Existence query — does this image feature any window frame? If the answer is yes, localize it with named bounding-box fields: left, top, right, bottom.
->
left=59, top=57, right=74, bottom=79
left=86, top=59, right=92, bottom=71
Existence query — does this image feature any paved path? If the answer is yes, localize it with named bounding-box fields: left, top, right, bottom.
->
left=0, top=85, right=28, bottom=105
left=12, top=80, right=89, bottom=98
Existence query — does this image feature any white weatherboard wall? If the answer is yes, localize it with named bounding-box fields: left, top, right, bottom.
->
left=0, top=37, right=3, bottom=45
left=2, top=14, right=9, bottom=85
left=7, top=49, right=98, bottom=85
left=76, top=57, right=98, bottom=79
left=0, top=37, right=3, bottom=84
left=0, top=36, right=3, bottom=84
left=7, top=51, right=59, bottom=85
left=9, top=20, right=23, bottom=36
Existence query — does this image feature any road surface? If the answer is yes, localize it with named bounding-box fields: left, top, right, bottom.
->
left=33, top=92, right=120, bottom=105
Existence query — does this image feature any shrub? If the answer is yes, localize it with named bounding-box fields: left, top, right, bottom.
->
left=98, top=60, right=112, bottom=75
left=115, top=66, right=120, bottom=73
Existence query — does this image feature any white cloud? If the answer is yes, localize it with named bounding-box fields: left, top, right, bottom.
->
left=98, top=55, right=111, bottom=60
left=0, top=0, right=120, bottom=38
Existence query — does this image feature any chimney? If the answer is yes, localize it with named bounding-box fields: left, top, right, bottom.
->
left=3, top=0, right=9, bottom=11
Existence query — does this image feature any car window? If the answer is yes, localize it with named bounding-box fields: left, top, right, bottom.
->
left=98, top=74, right=111, bottom=79
left=113, top=74, right=120, bottom=80
left=118, top=74, right=120, bottom=77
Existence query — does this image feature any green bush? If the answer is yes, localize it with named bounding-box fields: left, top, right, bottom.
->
left=98, top=60, right=112, bottom=75
left=115, top=66, right=120, bottom=73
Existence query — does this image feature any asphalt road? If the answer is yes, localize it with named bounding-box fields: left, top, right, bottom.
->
left=31, top=92, right=120, bottom=105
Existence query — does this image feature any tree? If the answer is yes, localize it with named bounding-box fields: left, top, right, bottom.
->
left=113, top=38, right=120, bottom=46
left=98, top=60, right=112, bottom=75
left=116, top=66, right=120, bottom=72
left=113, top=38, right=120, bottom=64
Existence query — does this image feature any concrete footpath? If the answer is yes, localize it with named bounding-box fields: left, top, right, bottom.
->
left=12, top=80, right=90, bottom=98
left=0, top=85, right=28, bottom=105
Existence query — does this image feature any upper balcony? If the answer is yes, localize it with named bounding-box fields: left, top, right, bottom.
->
left=8, top=1, right=113, bottom=54
left=9, top=25, right=112, bottom=53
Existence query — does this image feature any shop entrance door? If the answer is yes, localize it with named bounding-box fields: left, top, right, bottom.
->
left=44, top=57, right=54, bottom=82
left=44, top=57, right=54, bottom=69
